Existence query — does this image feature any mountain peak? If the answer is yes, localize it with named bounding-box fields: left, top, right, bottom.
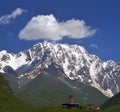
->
left=0, top=42, right=120, bottom=97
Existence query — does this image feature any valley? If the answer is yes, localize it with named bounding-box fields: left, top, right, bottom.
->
left=0, top=72, right=120, bottom=112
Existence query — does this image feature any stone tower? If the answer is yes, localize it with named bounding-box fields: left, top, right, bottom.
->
left=69, top=95, right=74, bottom=104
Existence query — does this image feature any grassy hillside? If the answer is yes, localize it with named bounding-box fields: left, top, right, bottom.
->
left=103, top=105, right=120, bottom=112
left=101, top=92, right=120, bottom=109
left=100, top=91, right=120, bottom=112
left=0, top=72, right=118, bottom=112
left=36, top=106, right=120, bottom=112
left=16, top=73, right=108, bottom=107
left=0, top=73, right=36, bottom=112
left=37, top=107, right=99, bottom=112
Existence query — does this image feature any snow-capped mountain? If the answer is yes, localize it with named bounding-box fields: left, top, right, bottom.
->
left=0, top=41, right=120, bottom=97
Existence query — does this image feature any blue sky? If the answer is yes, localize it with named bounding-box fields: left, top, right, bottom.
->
left=0, top=0, right=120, bottom=62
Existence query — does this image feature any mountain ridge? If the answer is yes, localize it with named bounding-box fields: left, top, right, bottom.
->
left=0, top=41, right=120, bottom=97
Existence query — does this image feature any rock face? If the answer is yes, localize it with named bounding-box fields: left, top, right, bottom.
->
left=0, top=41, right=120, bottom=97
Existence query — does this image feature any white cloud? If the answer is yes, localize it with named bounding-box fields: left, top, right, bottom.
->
left=19, top=14, right=96, bottom=41
left=91, top=44, right=99, bottom=49
left=0, top=8, right=26, bottom=25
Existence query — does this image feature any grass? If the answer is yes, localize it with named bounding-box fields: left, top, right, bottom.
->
left=37, top=107, right=97, bottom=112
left=0, top=74, right=36, bottom=112
left=101, top=92, right=120, bottom=109
left=36, top=105, right=120, bottom=112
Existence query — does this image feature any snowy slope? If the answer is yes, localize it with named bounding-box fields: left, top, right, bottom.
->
left=0, top=50, right=29, bottom=72
left=0, top=41, right=120, bottom=97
